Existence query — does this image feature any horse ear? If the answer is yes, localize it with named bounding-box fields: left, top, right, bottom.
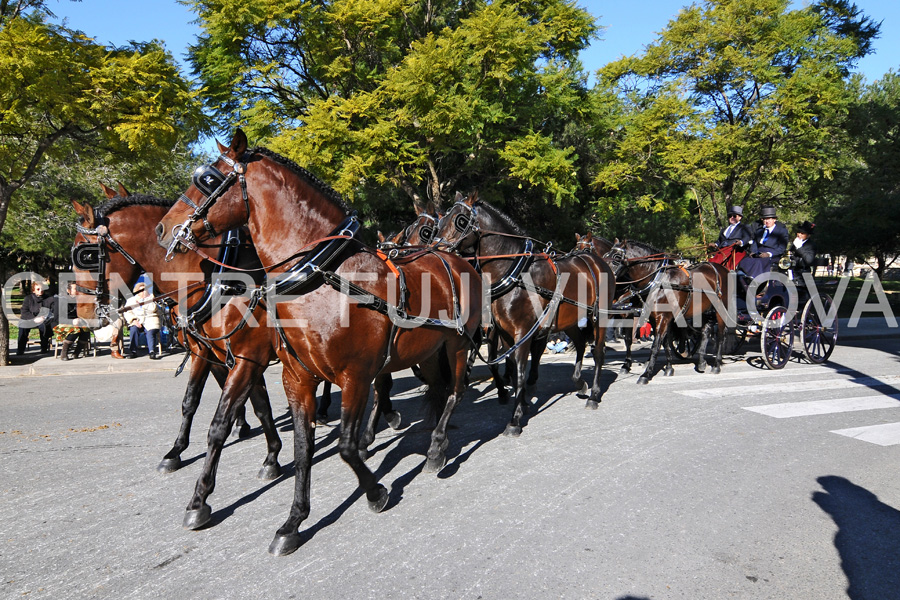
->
left=425, top=201, right=436, bottom=216
left=614, top=237, right=620, bottom=245
left=99, top=183, right=117, bottom=199
left=575, top=233, right=582, bottom=242
left=414, top=203, right=424, bottom=216
left=585, top=232, right=593, bottom=242
left=229, top=129, right=249, bottom=156
left=465, top=191, right=478, bottom=206
left=377, top=230, right=386, bottom=243
left=116, top=181, right=130, bottom=197
left=72, top=200, right=96, bottom=228
left=454, top=191, right=464, bottom=203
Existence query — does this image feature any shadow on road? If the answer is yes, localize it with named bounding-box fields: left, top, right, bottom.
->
left=812, top=475, right=900, bottom=600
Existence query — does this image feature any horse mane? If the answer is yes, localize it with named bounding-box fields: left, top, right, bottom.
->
left=94, top=193, right=176, bottom=220
left=251, top=147, right=349, bottom=213
left=625, top=239, right=666, bottom=256
left=475, top=200, right=526, bottom=236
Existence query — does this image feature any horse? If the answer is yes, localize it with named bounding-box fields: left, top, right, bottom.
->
left=574, top=231, right=615, bottom=257
left=70, top=187, right=283, bottom=491
left=605, top=239, right=733, bottom=384
left=155, top=129, right=483, bottom=556
left=433, top=191, right=615, bottom=434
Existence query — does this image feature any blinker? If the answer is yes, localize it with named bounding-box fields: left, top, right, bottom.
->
left=192, top=164, right=227, bottom=197
left=72, top=244, right=105, bottom=271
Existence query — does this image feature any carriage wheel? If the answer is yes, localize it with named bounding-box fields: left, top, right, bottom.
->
left=801, top=294, right=838, bottom=363
left=667, top=326, right=700, bottom=359
left=760, top=306, right=794, bottom=370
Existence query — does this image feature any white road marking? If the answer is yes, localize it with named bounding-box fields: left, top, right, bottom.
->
left=743, top=395, right=900, bottom=418
left=830, top=422, right=900, bottom=446
left=677, top=374, right=900, bottom=398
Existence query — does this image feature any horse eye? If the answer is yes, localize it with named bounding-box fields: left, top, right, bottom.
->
left=454, top=214, right=470, bottom=232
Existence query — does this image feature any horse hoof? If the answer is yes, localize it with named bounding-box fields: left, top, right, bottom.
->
left=183, top=504, right=212, bottom=530
left=268, top=532, right=302, bottom=556
left=636, top=377, right=649, bottom=385
left=423, top=454, right=447, bottom=473
left=664, top=367, right=675, bottom=376
left=386, top=411, right=402, bottom=430
left=576, top=380, right=589, bottom=395
left=367, top=486, right=389, bottom=513
left=711, top=366, right=721, bottom=375
left=359, top=448, right=370, bottom=462
left=503, top=424, right=523, bottom=437
left=233, top=424, right=252, bottom=439
left=619, top=365, right=631, bottom=374
left=585, top=399, right=600, bottom=410
left=156, top=457, right=181, bottom=474
left=316, top=415, right=329, bottom=425
left=695, top=365, right=707, bottom=374
left=257, top=464, right=280, bottom=480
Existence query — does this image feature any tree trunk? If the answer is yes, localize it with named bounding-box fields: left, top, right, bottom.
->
left=0, top=186, right=12, bottom=366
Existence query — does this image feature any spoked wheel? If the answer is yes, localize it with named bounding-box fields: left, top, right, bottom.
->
left=801, top=294, right=838, bottom=363
left=760, top=305, right=794, bottom=370
left=667, top=326, right=701, bottom=359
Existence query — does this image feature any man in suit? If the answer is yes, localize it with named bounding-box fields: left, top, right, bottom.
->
left=711, top=205, right=752, bottom=249
left=738, top=205, right=789, bottom=278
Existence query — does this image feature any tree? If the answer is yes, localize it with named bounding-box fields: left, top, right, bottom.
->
left=592, top=0, right=878, bottom=234
left=187, top=0, right=600, bottom=234
left=0, top=6, right=207, bottom=365
left=814, top=72, right=900, bottom=278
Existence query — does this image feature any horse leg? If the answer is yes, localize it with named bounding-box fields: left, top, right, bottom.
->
left=247, top=375, right=282, bottom=480
left=316, top=381, right=332, bottom=424
left=662, top=324, right=676, bottom=377
left=585, top=321, right=607, bottom=409
left=424, top=342, right=469, bottom=472
left=504, top=343, right=532, bottom=437
left=696, top=321, right=711, bottom=373
left=637, top=316, right=666, bottom=384
left=526, top=335, right=544, bottom=386
left=157, top=355, right=212, bottom=473
left=486, top=330, right=509, bottom=404
left=711, top=314, right=726, bottom=375
left=336, top=380, right=390, bottom=511
left=182, top=360, right=259, bottom=530
left=268, top=373, right=319, bottom=556
left=620, top=320, right=634, bottom=373
left=565, top=327, right=590, bottom=394
left=359, top=373, right=401, bottom=461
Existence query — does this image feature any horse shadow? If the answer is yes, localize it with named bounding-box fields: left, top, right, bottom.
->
left=812, top=475, right=900, bottom=599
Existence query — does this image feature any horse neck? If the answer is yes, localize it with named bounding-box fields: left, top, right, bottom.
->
left=476, top=224, right=529, bottom=276
left=624, top=244, right=666, bottom=284
left=246, top=171, right=347, bottom=269
left=108, top=205, right=207, bottom=295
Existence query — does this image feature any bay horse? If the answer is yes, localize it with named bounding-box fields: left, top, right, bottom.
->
left=605, top=239, right=733, bottom=383
left=70, top=188, right=283, bottom=491
left=155, top=129, right=483, bottom=556
left=434, top=191, right=615, bottom=434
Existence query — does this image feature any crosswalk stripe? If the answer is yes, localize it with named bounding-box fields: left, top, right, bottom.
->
left=676, top=374, right=900, bottom=398
left=636, top=365, right=846, bottom=386
left=743, top=395, right=900, bottom=418
left=830, top=423, right=900, bottom=446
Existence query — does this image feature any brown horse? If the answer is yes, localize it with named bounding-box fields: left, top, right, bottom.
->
left=155, top=129, right=483, bottom=556
left=434, top=192, right=615, bottom=434
left=606, top=240, right=734, bottom=383
left=71, top=189, right=284, bottom=502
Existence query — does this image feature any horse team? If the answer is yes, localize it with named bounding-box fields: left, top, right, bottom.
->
left=71, top=130, right=731, bottom=555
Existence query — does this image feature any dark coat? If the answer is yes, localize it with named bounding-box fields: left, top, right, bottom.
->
left=749, top=221, right=789, bottom=258
left=715, top=222, right=752, bottom=248
left=791, top=238, right=816, bottom=277
left=20, top=292, right=54, bottom=323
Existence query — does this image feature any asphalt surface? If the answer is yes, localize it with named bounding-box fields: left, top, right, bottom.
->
left=2, top=317, right=899, bottom=600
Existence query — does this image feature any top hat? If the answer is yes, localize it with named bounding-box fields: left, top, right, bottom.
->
left=760, top=206, right=777, bottom=219
left=727, top=205, right=743, bottom=216
left=796, top=221, right=815, bottom=235
left=133, top=282, right=146, bottom=293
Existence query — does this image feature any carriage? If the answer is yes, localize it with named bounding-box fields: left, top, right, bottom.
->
left=707, top=244, right=838, bottom=369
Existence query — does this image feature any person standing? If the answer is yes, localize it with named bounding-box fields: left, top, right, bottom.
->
left=123, top=282, right=162, bottom=359
left=16, top=279, right=54, bottom=355
left=738, top=205, right=789, bottom=279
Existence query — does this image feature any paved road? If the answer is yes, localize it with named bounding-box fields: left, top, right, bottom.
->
left=2, top=328, right=899, bottom=599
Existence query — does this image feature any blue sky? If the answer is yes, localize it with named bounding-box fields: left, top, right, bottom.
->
left=49, top=0, right=900, bottom=82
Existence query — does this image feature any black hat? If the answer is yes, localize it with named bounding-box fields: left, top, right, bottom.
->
left=727, top=205, right=743, bottom=216
left=796, top=221, right=815, bottom=235
left=760, top=206, right=777, bottom=219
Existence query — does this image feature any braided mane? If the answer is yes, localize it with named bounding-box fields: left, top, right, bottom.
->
left=475, top=200, right=526, bottom=236
left=95, top=193, right=175, bottom=220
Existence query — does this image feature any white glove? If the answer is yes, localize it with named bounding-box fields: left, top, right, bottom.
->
left=792, top=237, right=803, bottom=249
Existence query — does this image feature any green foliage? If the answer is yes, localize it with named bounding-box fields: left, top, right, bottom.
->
left=592, top=0, right=877, bottom=233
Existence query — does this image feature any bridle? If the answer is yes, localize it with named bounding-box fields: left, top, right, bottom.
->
left=165, top=153, right=250, bottom=261
left=71, top=219, right=138, bottom=321
left=435, top=201, right=479, bottom=253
